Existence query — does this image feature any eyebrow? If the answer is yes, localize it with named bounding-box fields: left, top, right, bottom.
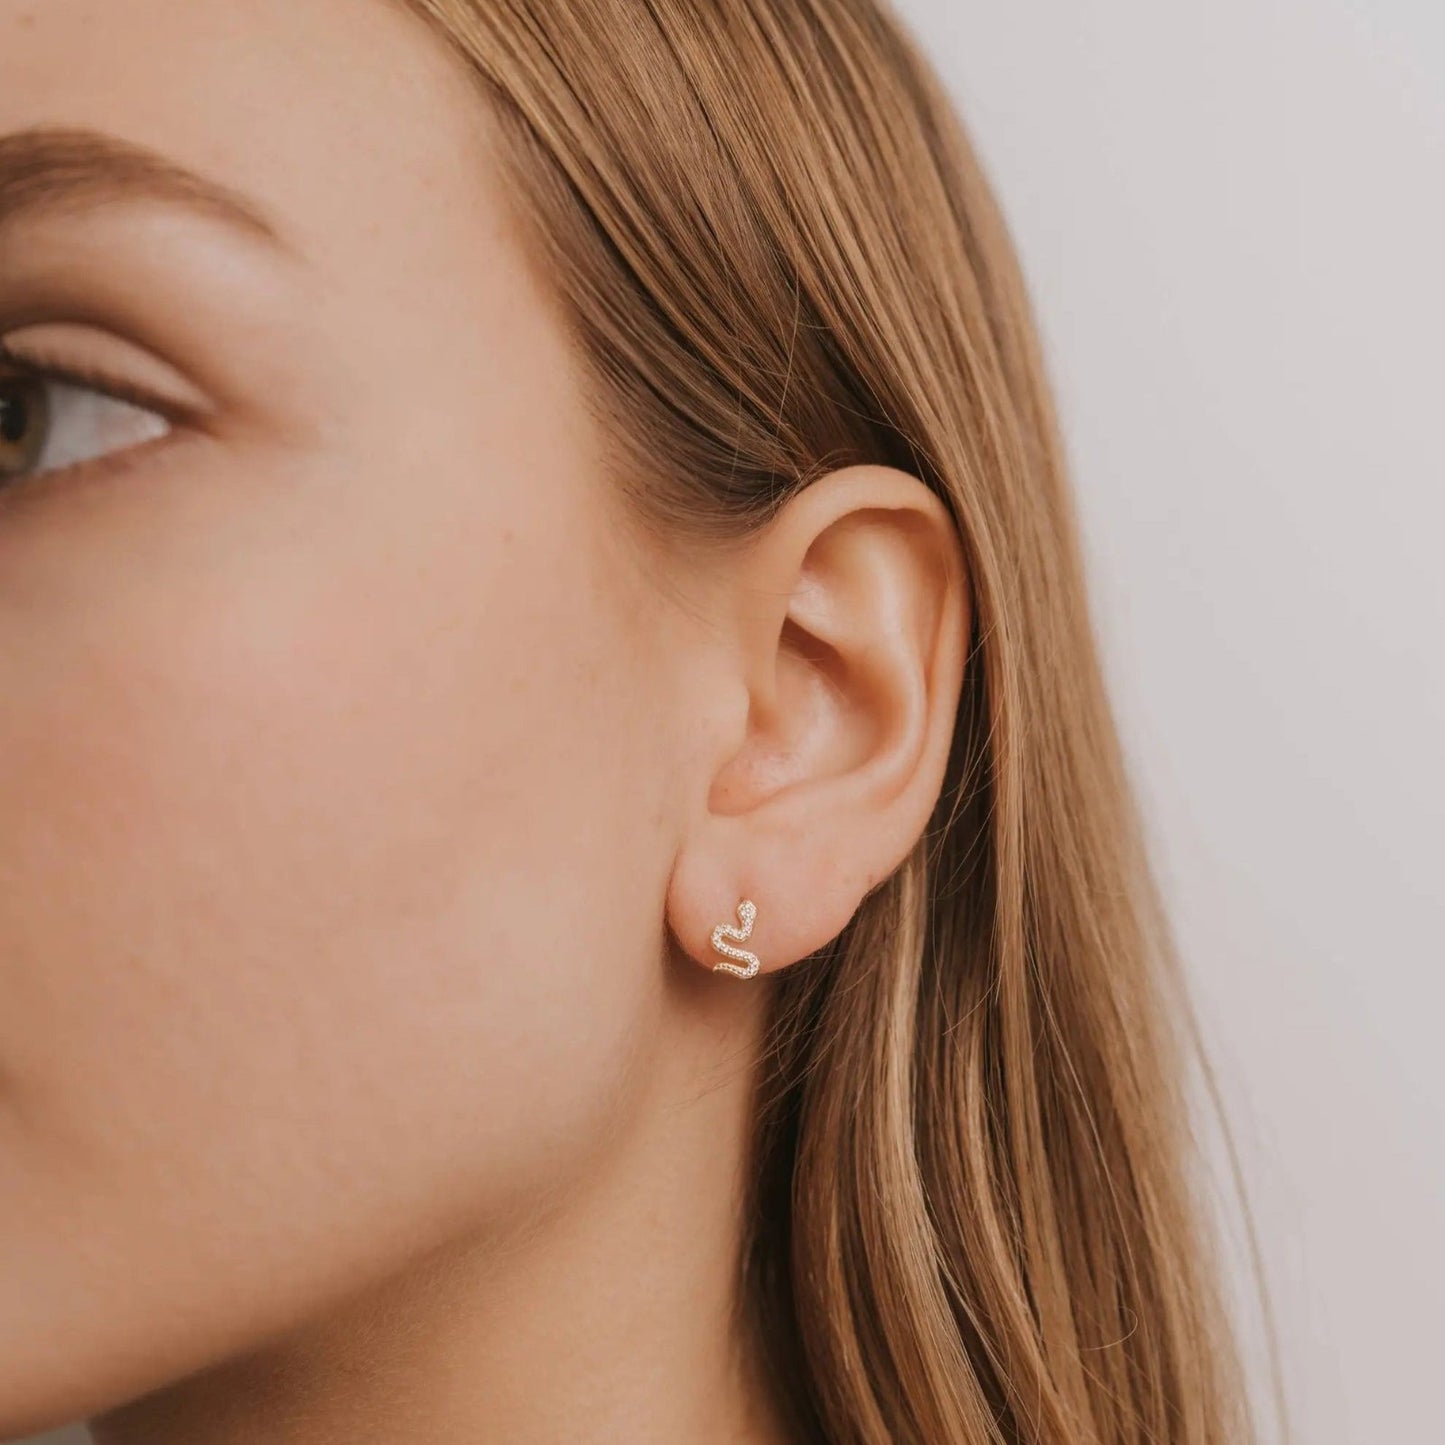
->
left=0, top=125, right=291, bottom=250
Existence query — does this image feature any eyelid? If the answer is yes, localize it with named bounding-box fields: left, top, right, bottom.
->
left=0, top=345, right=177, bottom=436
left=0, top=321, right=214, bottom=425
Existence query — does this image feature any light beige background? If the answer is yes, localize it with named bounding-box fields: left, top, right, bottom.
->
left=15, top=0, right=1443, bottom=1440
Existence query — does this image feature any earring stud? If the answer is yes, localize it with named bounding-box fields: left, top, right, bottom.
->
left=710, top=898, right=761, bottom=979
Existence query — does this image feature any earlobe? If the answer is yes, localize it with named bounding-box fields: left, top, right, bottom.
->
left=666, top=463, right=969, bottom=982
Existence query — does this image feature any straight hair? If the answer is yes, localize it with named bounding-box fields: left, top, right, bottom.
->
left=406, top=2, right=1277, bottom=1440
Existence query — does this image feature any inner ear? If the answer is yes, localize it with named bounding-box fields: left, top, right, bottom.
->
left=708, top=508, right=936, bottom=826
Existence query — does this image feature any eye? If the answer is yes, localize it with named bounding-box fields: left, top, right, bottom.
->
left=0, top=355, right=172, bottom=486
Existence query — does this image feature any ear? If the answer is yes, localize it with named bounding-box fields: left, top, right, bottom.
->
left=666, top=462, right=970, bottom=980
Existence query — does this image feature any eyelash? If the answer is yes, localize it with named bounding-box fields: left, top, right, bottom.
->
left=0, top=339, right=188, bottom=418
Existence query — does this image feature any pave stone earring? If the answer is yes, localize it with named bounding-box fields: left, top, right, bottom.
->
left=710, top=898, right=761, bottom=979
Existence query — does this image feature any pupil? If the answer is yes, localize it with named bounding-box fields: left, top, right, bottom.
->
left=0, top=392, right=27, bottom=444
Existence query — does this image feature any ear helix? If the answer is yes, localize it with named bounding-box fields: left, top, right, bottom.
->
left=710, top=898, right=761, bottom=980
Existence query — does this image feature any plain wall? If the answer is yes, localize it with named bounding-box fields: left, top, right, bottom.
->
left=17, top=1, right=1443, bottom=1441
left=893, top=1, right=1444, bottom=1441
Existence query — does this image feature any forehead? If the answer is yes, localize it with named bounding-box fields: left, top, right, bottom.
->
left=0, top=0, right=508, bottom=275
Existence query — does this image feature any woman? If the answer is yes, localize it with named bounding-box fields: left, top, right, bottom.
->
left=0, top=1, right=1266, bottom=1441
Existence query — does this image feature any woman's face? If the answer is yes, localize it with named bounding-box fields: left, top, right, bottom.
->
left=0, top=0, right=708, bottom=1427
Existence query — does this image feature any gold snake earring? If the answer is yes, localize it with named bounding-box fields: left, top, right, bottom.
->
left=710, top=898, right=761, bottom=980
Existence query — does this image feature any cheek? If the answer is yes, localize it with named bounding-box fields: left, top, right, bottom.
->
left=0, top=448, right=666, bottom=1422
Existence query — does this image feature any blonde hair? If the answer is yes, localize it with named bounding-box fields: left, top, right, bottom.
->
left=408, top=1, right=1275, bottom=1440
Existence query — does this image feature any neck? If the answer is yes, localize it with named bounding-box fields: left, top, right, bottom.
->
left=88, top=993, right=793, bottom=1445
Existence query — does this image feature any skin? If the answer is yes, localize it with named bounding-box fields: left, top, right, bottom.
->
left=0, top=2, right=969, bottom=1442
